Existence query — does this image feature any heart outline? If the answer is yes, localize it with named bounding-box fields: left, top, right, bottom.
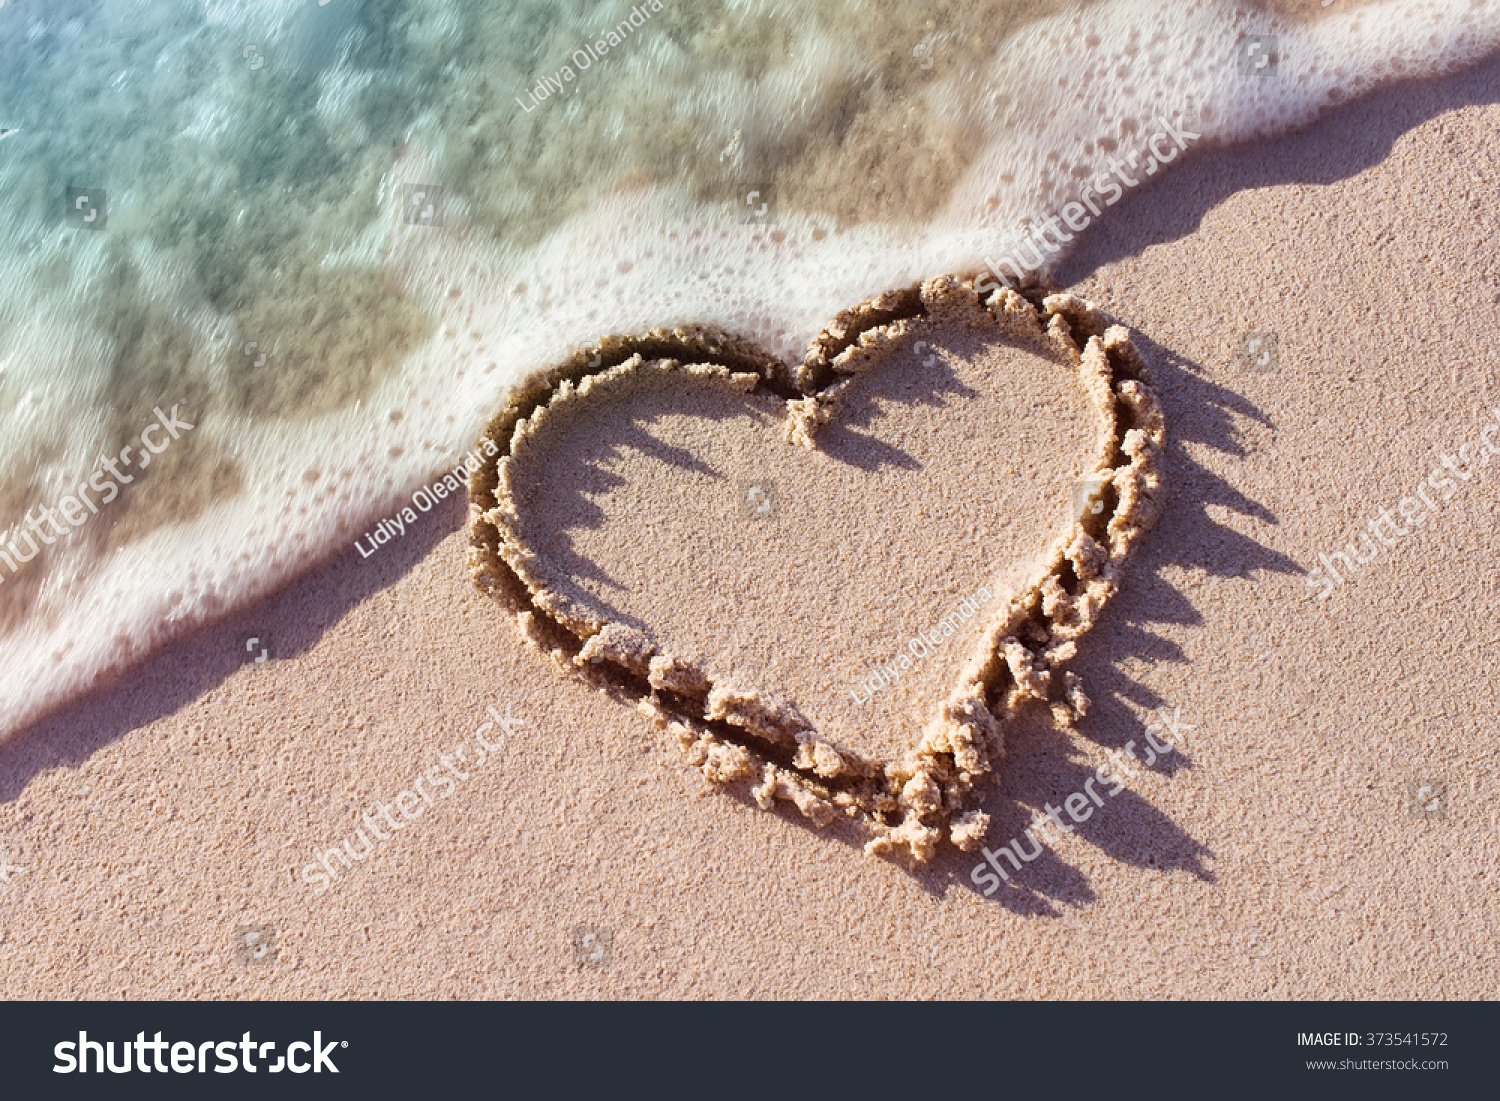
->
left=468, top=276, right=1166, bottom=862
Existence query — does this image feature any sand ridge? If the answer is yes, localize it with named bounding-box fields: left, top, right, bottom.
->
left=467, top=277, right=1166, bottom=862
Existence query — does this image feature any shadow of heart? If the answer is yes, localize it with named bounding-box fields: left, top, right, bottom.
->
left=467, top=276, right=1165, bottom=863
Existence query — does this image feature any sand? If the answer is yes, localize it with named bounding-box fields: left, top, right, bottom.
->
left=3, top=57, right=1498, bottom=1000
left=472, top=285, right=1164, bottom=860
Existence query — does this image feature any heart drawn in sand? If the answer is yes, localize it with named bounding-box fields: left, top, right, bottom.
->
left=467, top=277, right=1165, bottom=862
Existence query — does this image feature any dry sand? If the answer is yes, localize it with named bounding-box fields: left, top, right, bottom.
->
left=495, top=314, right=1098, bottom=769
left=3, top=57, right=1498, bottom=999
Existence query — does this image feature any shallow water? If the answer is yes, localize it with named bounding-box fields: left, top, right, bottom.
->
left=0, top=0, right=1496, bottom=737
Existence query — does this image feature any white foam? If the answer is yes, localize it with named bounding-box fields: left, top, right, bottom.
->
left=1, top=0, right=1497, bottom=739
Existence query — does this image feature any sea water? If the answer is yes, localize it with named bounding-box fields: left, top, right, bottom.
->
left=0, top=0, right=1496, bottom=737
